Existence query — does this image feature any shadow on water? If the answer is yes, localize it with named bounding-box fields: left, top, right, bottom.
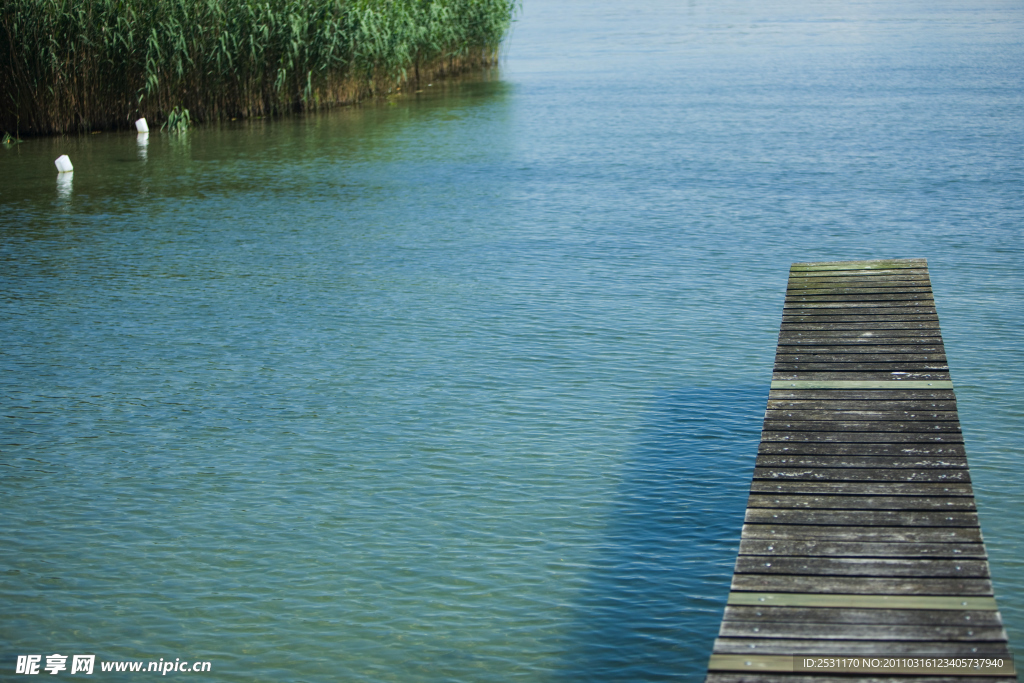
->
left=559, top=385, right=765, bottom=682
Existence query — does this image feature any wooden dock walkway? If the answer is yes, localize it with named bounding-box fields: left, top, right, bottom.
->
left=706, top=258, right=1016, bottom=681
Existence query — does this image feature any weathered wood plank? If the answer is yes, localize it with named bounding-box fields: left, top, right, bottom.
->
left=784, top=302, right=938, bottom=311
left=755, top=456, right=968, bottom=470
left=782, top=323, right=942, bottom=331
left=774, top=362, right=950, bottom=372
left=743, top=509, right=978, bottom=527
left=786, top=276, right=933, bottom=286
left=792, top=259, right=927, bottom=268
left=783, top=308, right=939, bottom=318
left=726, top=593, right=998, bottom=610
left=789, top=267, right=931, bottom=276
left=757, top=443, right=966, bottom=456
left=729, top=575, right=993, bottom=596
left=776, top=353, right=948, bottom=363
left=778, top=332, right=944, bottom=343
left=782, top=315, right=940, bottom=323
left=771, top=372, right=952, bottom=381
left=718, top=622, right=1004, bottom=641
left=786, top=295, right=936, bottom=304
left=740, top=524, right=983, bottom=543
left=787, top=290, right=936, bottom=299
left=712, top=638, right=1008, bottom=655
left=788, top=278, right=933, bottom=288
left=746, top=494, right=975, bottom=510
left=770, top=409, right=958, bottom=419
left=749, top=481, right=973, bottom=495
left=762, top=420, right=961, bottom=433
left=752, top=467, right=971, bottom=481
left=767, top=389, right=956, bottom=401
left=722, top=606, right=1001, bottom=625
left=733, top=557, right=989, bottom=578
left=737, top=539, right=987, bottom=559
left=760, top=435, right=964, bottom=447
left=765, top=409, right=959, bottom=421
left=774, top=345, right=946, bottom=354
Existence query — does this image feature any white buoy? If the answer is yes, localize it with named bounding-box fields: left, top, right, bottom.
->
left=135, top=118, right=149, bottom=133
left=55, top=155, right=73, bottom=173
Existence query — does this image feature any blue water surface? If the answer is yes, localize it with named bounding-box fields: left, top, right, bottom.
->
left=2, top=0, right=1022, bottom=680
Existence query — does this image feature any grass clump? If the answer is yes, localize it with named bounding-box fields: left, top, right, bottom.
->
left=161, top=106, right=191, bottom=133
left=0, top=0, right=516, bottom=136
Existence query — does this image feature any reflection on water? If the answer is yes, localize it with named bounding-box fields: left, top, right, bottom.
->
left=137, top=132, right=149, bottom=161
left=55, top=171, right=72, bottom=201
left=1, top=0, right=1022, bottom=680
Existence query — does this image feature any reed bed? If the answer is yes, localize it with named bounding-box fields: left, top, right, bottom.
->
left=1, top=0, right=516, bottom=136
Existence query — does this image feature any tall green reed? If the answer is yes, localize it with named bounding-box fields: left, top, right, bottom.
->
left=0, top=0, right=516, bottom=135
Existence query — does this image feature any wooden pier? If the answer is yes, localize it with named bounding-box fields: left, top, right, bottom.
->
left=706, top=259, right=1016, bottom=681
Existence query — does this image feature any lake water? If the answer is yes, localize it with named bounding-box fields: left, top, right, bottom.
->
left=2, top=0, right=1022, bottom=680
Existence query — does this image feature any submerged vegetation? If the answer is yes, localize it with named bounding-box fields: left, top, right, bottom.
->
left=0, top=0, right=516, bottom=136
left=161, top=106, right=191, bottom=134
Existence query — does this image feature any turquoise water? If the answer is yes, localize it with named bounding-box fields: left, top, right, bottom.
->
left=2, top=0, right=1022, bottom=680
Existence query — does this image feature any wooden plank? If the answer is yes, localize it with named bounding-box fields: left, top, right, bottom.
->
left=723, top=605, right=1002, bottom=625
left=740, top=524, right=983, bottom=543
left=766, top=401, right=958, bottom=412
left=783, top=305, right=939, bottom=315
left=733, top=557, right=989, bottom=578
left=746, top=494, right=975, bottom=510
left=718, top=622, right=1005, bottom=641
left=774, top=356, right=950, bottom=366
left=782, top=317, right=942, bottom=325
left=786, top=293, right=935, bottom=302
left=773, top=346, right=946, bottom=354
left=780, top=322, right=942, bottom=330
left=786, top=275, right=933, bottom=285
left=772, top=372, right=952, bottom=381
left=792, top=259, right=927, bottom=268
left=757, top=436, right=962, bottom=446
left=778, top=331, right=943, bottom=342
left=784, top=302, right=938, bottom=311
left=737, top=540, right=987, bottom=558
left=789, top=268, right=931, bottom=276
left=769, top=380, right=953, bottom=389
left=757, top=443, right=967, bottom=456
left=787, top=278, right=933, bottom=288
left=748, top=481, right=973, bottom=495
left=755, top=456, right=968, bottom=470
left=767, top=389, right=956, bottom=401
left=774, top=363, right=950, bottom=372
left=762, top=420, right=961, bottom=433
left=743, top=509, right=978, bottom=527
left=787, top=289, right=935, bottom=297
left=712, top=639, right=1010, bottom=655
left=752, top=467, right=970, bottom=481
left=726, top=593, right=998, bottom=610
left=788, top=268, right=931, bottom=277
left=765, top=410, right=959, bottom=421
left=729, top=576, right=993, bottom=596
